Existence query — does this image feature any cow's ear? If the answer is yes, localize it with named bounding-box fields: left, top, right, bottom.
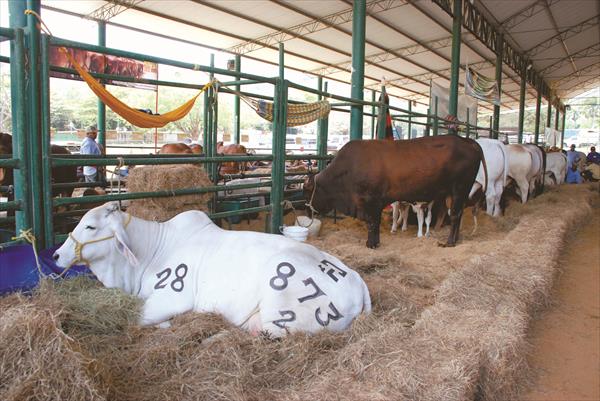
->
left=109, top=214, right=139, bottom=266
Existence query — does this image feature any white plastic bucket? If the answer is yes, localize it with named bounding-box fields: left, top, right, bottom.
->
left=280, top=225, right=309, bottom=242
left=295, top=216, right=321, bottom=238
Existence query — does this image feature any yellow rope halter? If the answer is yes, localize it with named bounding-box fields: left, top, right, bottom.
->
left=65, top=213, right=132, bottom=270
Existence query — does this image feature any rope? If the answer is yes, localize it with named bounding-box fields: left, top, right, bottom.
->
left=24, top=9, right=53, bottom=36
left=12, top=229, right=44, bottom=277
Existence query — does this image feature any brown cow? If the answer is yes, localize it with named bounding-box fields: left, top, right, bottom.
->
left=217, top=141, right=248, bottom=175
left=303, top=136, right=486, bottom=248
left=158, top=143, right=194, bottom=154
left=0, top=133, right=77, bottom=198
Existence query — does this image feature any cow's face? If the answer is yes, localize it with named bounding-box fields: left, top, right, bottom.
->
left=53, top=202, right=138, bottom=270
left=303, top=174, right=332, bottom=215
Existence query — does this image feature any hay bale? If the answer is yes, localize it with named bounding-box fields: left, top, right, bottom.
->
left=126, top=164, right=211, bottom=222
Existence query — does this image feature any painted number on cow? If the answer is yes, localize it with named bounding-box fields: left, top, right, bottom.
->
left=269, top=262, right=296, bottom=291
left=153, top=263, right=188, bottom=292
left=297, top=277, right=326, bottom=303
left=272, top=310, right=296, bottom=329
left=318, top=259, right=347, bottom=282
left=315, top=302, right=344, bottom=327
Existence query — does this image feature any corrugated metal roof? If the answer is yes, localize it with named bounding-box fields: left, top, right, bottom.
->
left=40, top=0, right=599, bottom=112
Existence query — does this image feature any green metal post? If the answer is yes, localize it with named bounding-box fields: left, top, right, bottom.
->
left=270, top=43, right=287, bottom=233
left=489, top=115, right=493, bottom=139
left=492, top=33, right=503, bottom=138
left=517, top=68, right=526, bottom=144
left=560, top=107, right=566, bottom=149
left=425, top=108, right=431, bottom=136
left=433, top=96, right=439, bottom=136
left=349, top=0, right=366, bottom=141
left=408, top=100, right=413, bottom=139
left=317, top=78, right=329, bottom=172
left=27, top=0, right=45, bottom=248
left=376, top=86, right=387, bottom=140
left=203, top=90, right=208, bottom=152
left=9, top=20, right=30, bottom=231
left=466, top=108, right=470, bottom=139
left=234, top=54, right=241, bottom=144
left=534, top=85, right=542, bottom=145
left=554, top=103, right=560, bottom=130
left=208, top=54, right=216, bottom=184
left=370, top=89, right=376, bottom=139
left=41, top=34, right=54, bottom=246
left=546, top=98, right=552, bottom=130
left=97, top=21, right=106, bottom=150
left=448, top=0, right=462, bottom=129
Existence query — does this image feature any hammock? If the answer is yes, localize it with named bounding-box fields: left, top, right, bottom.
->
left=241, top=96, right=331, bottom=127
left=465, top=66, right=500, bottom=106
left=60, top=48, right=213, bottom=129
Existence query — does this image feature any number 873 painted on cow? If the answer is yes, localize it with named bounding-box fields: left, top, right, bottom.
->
left=53, top=202, right=371, bottom=337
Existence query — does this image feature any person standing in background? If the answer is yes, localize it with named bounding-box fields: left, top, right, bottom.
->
left=80, top=125, right=101, bottom=183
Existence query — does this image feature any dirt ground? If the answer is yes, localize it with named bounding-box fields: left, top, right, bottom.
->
left=521, top=205, right=600, bottom=401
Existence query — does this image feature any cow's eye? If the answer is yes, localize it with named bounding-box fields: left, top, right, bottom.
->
left=85, top=225, right=96, bottom=230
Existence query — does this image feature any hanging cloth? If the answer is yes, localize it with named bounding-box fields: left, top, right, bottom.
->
left=60, top=47, right=214, bottom=129
left=240, top=96, right=331, bottom=127
left=465, top=66, right=500, bottom=106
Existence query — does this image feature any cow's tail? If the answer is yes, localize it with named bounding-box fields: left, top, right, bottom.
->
left=540, top=145, right=546, bottom=194
left=500, top=142, right=509, bottom=187
left=361, top=279, right=372, bottom=314
left=479, top=145, right=489, bottom=195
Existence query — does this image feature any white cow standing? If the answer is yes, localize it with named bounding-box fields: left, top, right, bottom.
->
left=545, top=152, right=567, bottom=185
left=524, top=144, right=545, bottom=196
left=53, top=203, right=371, bottom=337
left=505, top=144, right=535, bottom=203
left=468, top=138, right=508, bottom=217
left=390, top=201, right=434, bottom=238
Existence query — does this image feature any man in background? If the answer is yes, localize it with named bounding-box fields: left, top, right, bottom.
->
left=80, top=125, right=101, bottom=183
left=586, top=146, right=600, bottom=165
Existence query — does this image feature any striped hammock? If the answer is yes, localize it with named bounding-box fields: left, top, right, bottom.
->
left=465, top=67, right=500, bottom=106
left=242, top=97, right=331, bottom=127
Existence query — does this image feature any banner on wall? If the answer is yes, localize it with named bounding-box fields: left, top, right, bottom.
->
left=465, top=66, right=500, bottom=106
left=544, top=127, right=560, bottom=147
left=429, top=81, right=478, bottom=128
left=49, top=46, right=158, bottom=91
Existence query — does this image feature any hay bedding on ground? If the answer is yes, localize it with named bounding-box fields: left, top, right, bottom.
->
left=1, top=184, right=597, bottom=401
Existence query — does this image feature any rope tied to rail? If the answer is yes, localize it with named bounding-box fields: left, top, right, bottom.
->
left=11, top=229, right=45, bottom=277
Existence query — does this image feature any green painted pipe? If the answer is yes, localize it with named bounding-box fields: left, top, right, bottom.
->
left=317, top=78, right=329, bottom=172
left=518, top=68, right=526, bottom=144
left=370, top=90, right=376, bottom=139
left=53, top=181, right=273, bottom=207
left=0, top=159, right=20, bottom=168
left=27, top=0, right=45, bottom=248
left=433, top=97, right=439, bottom=136
left=546, top=98, right=552, bottom=129
left=41, top=34, right=55, bottom=246
left=408, top=100, right=413, bottom=139
left=534, top=85, right=542, bottom=145
left=52, top=154, right=270, bottom=166
left=448, top=0, right=462, bottom=122
left=97, top=21, right=106, bottom=150
left=8, top=26, right=30, bottom=231
left=349, top=0, right=366, bottom=141
left=270, top=43, right=286, bottom=234
left=234, top=54, right=241, bottom=145
left=0, top=200, right=21, bottom=212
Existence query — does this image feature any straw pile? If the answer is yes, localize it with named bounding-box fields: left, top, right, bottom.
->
left=0, top=184, right=596, bottom=401
left=126, top=164, right=211, bottom=222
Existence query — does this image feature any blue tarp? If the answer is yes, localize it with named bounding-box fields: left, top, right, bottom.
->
left=0, top=244, right=92, bottom=295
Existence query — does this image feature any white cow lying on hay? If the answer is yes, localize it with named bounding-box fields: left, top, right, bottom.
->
left=545, top=152, right=567, bottom=185
left=53, top=203, right=371, bottom=336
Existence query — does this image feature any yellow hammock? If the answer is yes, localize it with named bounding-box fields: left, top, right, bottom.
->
left=60, top=47, right=213, bottom=129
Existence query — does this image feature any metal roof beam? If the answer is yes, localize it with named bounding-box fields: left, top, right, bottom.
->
left=524, top=13, right=600, bottom=57
left=226, top=0, right=407, bottom=55
left=559, top=75, right=600, bottom=95
left=87, top=0, right=145, bottom=21
left=542, top=0, right=579, bottom=76
left=499, top=0, right=559, bottom=31
left=539, top=43, right=600, bottom=76
left=551, top=61, right=600, bottom=88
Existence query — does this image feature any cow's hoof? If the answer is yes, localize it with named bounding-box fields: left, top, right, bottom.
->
left=366, top=241, right=380, bottom=249
left=390, top=230, right=396, bottom=234
left=437, top=242, right=456, bottom=248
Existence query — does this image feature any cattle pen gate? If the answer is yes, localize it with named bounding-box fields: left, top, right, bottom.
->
left=0, top=0, right=567, bottom=252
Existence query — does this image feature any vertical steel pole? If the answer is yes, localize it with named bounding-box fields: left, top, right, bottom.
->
left=448, top=0, right=462, bottom=130
left=97, top=21, right=106, bottom=150
left=27, top=0, right=45, bottom=247
left=270, top=43, right=287, bottom=233
left=554, top=103, right=560, bottom=130
left=433, top=96, right=439, bottom=136
left=408, top=100, right=413, bottom=139
left=534, top=84, right=542, bottom=145
left=517, top=68, right=526, bottom=144
left=489, top=115, right=493, bottom=139
left=546, top=98, right=552, bottom=129
left=317, top=78, right=329, bottom=172
left=208, top=54, right=215, bottom=184
left=349, top=0, right=366, bottom=141
left=370, top=89, right=376, bottom=139
left=376, top=85, right=387, bottom=140
left=9, top=23, right=30, bottom=232
left=560, top=107, right=566, bottom=149
left=492, top=33, right=504, bottom=139
left=425, top=108, right=431, bottom=136
left=234, top=54, right=241, bottom=145
left=40, top=34, right=54, bottom=246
